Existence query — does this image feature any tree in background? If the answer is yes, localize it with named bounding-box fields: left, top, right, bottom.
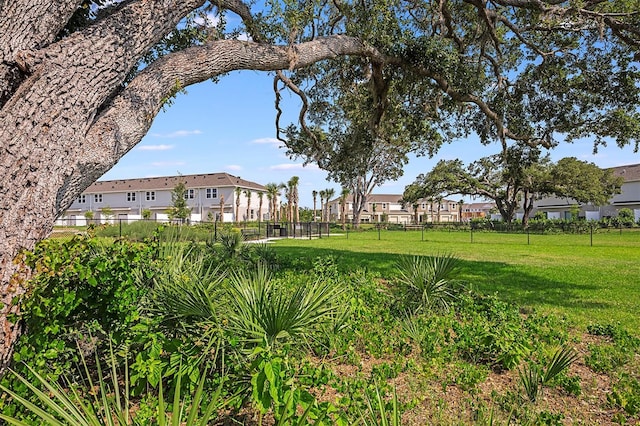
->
left=550, top=158, right=623, bottom=207
left=407, top=153, right=622, bottom=226
left=400, top=184, right=422, bottom=224
left=257, top=191, right=264, bottom=223
left=323, top=189, right=335, bottom=222
left=287, top=176, right=300, bottom=223
left=234, top=187, right=242, bottom=225
left=312, top=190, right=318, bottom=222
left=219, top=195, right=225, bottom=223
left=265, top=183, right=279, bottom=222
left=319, top=190, right=327, bottom=222
left=167, top=181, right=190, bottom=223
left=243, top=189, right=252, bottom=223
left=339, top=188, right=350, bottom=229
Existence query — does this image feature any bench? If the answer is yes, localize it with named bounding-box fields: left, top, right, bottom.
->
left=241, top=228, right=260, bottom=240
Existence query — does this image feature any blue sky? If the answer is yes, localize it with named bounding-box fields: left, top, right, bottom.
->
left=102, top=69, right=640, bottom=208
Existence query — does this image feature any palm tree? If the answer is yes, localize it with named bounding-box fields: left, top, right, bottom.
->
left=324, top=188, right=335, bottom=222
left=279, top=182, right=289, bottom=223
left=319, top=190, right=326, bottom=222
left=312, top=190, right=318, bottom=222
left=339, top=188, right=350, bottom=230
left=234, top=187, right=242, bottom=225
left=257, top=191, right=264, bottom=223
left=243, top=189, right=252, bottom=223
left=264, top=183, right=279, bottom=221
left=288, top=176, right=300, bottom=224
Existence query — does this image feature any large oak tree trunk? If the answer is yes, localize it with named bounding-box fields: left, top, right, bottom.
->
left=0, top=0, right=372, bottom=370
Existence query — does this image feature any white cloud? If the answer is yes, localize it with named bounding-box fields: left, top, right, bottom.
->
left=226, top=164, right=243, bottom=171
left=269, top=163, right=320, bottom=171
left=151, top=161, right=187, bottom=167
left=194, top=13, right=220, bottom=27
left=252, top=137, right=282, bottom=147
left=136, top=144, right=174, bottom=151
left=150, top=130, right=203, bottom=138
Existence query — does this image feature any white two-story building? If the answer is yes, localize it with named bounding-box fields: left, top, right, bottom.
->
left=533, top=163, right=640, bottom=221
left=57, top=172, right=269, bottom=225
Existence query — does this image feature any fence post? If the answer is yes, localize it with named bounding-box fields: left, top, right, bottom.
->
left=590, top=223, right=594, bottom=247
left=470, top=227, right=473, bottom=243
left=119, top=218, right=122, bottom=238
left=421, top=225, right=424, bottom=242
left=378, top=224, right=381, bottom=240
left=527, top=228, right=530, bottom=245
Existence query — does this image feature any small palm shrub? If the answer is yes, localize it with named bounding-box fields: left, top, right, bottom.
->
left=147, top=241, right=225, bottom=328
left=520, top=345, right=578, bottom=402
left=224, top=264, right=343, bottom=350
left=395, top=253, right=464, bottom=312
left=216, top=230, right=248, bottom=260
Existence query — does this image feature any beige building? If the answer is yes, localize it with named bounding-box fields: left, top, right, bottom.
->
left=57, top=172, right=269, bottom=225
left=328, top=194, right=484, bottom=224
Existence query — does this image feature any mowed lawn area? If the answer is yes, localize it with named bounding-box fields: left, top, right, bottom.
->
left=272, top=229, right=640, bottom=333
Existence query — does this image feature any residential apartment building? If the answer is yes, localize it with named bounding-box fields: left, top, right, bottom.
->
left=461, top=202, right=496, bottom=221
left=57, top=172, right=269, bottom=225
left=533, top=163, right=640, bottom=221
left=328, top=194, right=485, bottom=224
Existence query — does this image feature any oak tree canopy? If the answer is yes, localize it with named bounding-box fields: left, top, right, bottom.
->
left=0, top=0, right=638, bottom=367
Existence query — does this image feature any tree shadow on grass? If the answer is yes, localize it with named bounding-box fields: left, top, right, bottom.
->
left=275, top=246, right=611, bottom=315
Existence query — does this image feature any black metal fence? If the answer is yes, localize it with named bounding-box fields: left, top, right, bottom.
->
left=51, top=219, right=335, bottom=241
left=51, top=218, right=639, bottom=247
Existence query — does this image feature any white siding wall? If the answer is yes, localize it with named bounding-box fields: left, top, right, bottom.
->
left=66, top=187, right=269, bottom=223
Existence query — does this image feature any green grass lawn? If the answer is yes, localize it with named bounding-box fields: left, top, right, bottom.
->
left=272, top=229, right=640, bottom=333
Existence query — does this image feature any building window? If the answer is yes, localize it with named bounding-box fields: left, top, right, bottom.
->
left=146, top=191, right=155, bottom=201
left=184, top=189, right=195, bottom=200
left=250, top=209, right=255, bottom=220
left=127, top=192, right=136, bottom=202
left=382, top=203, right=387, bottom=209
left=206, top=188, right=217, bottom=199
left=77, top=195, right=86, bottom=204
left=421, top=203, right=426, bottom=209
left=94, top=194, right=103, bottom=203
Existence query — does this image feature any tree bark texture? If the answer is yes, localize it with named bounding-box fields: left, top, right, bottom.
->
left=0, top=0, right=371, bottom=370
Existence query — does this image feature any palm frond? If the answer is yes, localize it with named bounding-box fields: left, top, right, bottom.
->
left=225, top=264, right=342, bottom=349
left=542, top=346, right=578, bottom=385
left=396, top=253, right=463, bottom=312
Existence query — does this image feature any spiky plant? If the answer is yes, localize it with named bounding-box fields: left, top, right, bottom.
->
left=224, top=264, right=342, bottom=350
left=396, top=253, right=463, bottom=312
left=147, top=240, right=226, bottom=339
left=217, top=230, right=247, bottom=260
left=361, top=384, right=401, bottom=426
left=520, top=345, right=578, bottom=402
left=0, top=343, right=224, bottom=425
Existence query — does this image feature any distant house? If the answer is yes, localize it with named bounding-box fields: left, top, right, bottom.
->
left=328, top=194, right=490, bottom=224
left=461, top=202, right=496, bottom=221
left=57, top=172, right=269, bottom=225
left=533, top=163, right=640, bottom=221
